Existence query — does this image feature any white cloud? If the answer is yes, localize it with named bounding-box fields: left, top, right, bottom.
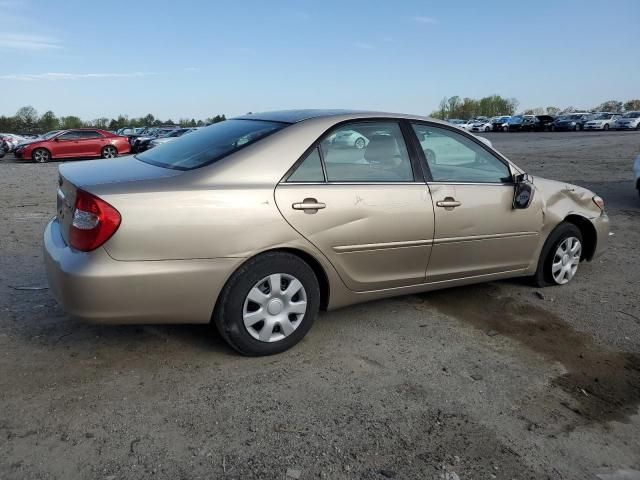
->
left=353, top=42, right=374, bottom=50
left=0, top=72, right=157, bottom=81
left=412, top=16, right=437, bottom=24
left=0, top=33, right=62, bottom=50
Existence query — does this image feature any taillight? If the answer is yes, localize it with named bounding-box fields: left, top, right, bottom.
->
left=69, top=189, right=121, bottom=252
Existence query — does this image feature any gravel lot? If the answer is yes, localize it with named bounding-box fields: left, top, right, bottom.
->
left=1, top=131, right=639, bottom=480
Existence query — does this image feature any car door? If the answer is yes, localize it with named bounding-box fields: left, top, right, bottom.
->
left=77, top=130, right=107, bottom=156
left=410, top=122, right=543, bottom=282
left=275, top=120, right=435, bottom=292
left=50, top=131, right=82, bottom=157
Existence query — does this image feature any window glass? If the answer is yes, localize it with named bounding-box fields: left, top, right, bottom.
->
left=78, top=130, right=103, bottom=139
left=137, top=119, right=286, bottom=170
left=319, top=122, right=414, bottom=182
left=288, top=147, right=324, bottom=182
left=58, top=131, right=81, bottom=140
left=412, top=124, right=511, bottom=183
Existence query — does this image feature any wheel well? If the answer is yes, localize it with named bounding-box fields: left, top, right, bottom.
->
left=564, top=215, right=597, bottom=260
left=32, top=147, right=51, bottom=157
left=273, top=248, right=330, bottom=310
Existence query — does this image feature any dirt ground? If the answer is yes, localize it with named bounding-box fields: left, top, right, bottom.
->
left=1, top=131, right=639, bottom=480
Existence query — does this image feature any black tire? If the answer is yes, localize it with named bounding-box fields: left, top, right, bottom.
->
left=213, top=252, right=320, bottom=356
left=532, top=222, right=583, bottom=287
left=484, top=126, right=490, bottom=132
left=101, top=145, right=118, bottom=159
left=603, top=124, right=609, bottom=131
left=32, top=148, right=50, bottom=163
left=354, top=137, right=366, bottom=149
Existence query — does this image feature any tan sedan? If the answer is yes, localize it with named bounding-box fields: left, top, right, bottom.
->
left=44, top=110, right=609, bottom=355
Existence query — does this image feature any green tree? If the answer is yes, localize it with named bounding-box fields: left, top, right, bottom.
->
left=59, top=116, right=83, bottom=129
left=546, top=106, right=560, bottom=115
left=623, top=99, right=640, bottom=111
left=38, top=110, right=59, bottom=132
left=594, top=100, right=622, bottom=113
left=92, top=117, right=110, bottom=129
left=15, top=106, right=39, bottom=133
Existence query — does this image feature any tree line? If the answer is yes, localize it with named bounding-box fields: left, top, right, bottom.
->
left=429, top=96, right=640, bottom=120
left=0, top=106, right=227, bottom=134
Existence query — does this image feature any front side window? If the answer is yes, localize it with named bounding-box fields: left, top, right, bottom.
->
left=411, top=124, right=511, bottom=183
left=58, top=131, right=81, bottom=141
left=319, top=122, right=414, bottom=182
left=137, top=119, right=286, bottom=170
left=78, top=130, right=103, bottom=139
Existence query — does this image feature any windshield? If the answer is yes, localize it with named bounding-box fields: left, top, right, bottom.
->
left=41, top=130, right=60, bottom=139
left=623, top=112, right=640, bottom=118
left=136, top=119, right=287, bottom=170
left=594, top=114, right=613, bottom=120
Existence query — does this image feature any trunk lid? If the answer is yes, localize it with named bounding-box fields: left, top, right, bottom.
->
left=56, top=156, right=179, bottom=245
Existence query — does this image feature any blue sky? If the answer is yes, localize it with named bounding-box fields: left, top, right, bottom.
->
left=1, top=0, right=639, bottom=120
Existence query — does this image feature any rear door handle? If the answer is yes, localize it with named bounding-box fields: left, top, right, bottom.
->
left=436, top=197, right=462, bottom=208
left=292, top=198, right=326, bottom=212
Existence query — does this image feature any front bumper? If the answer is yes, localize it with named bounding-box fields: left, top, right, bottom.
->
left=592, top=212, right=610, bottom=260
left=584, top=124, right=604, bottom=130
left=43, top=218, right=242, bottom=324
left=616, top=124, right=637, bottom=130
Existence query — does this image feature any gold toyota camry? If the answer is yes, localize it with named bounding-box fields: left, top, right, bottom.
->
left=44, top=110, right=609, bottom=355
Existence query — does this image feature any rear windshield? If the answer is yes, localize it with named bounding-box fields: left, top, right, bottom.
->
left=136, top=119, right=287, bottom=170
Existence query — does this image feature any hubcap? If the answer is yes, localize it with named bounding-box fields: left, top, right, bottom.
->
left=242, top=273, right=307, bottom=343
left=552, top=236, right=582, bottom=284
left=104, top=147, right=116, bottom=158
left=34, top=150, right=48, bottom=162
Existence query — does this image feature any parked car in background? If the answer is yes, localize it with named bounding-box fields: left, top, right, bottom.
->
left=148, top=128, right=198, bottom=149
left=470, top=120, right=493, bottom=132
left=43, top=109, right=608, bottom=356
left=490, top=116, right=511, bottom=132
left=634, top=154, right=640, bottom=199
left=615, top=111, right=640, bottom=130
left=329, top=129, right=369, bottom=148
left=446, top=119, right=466, bottom=127
left=14, top=129, right=130, bottom=163
left=130, top=127, right=180, bottom=153
left=507, top=115, right=526, bottom=131
left=1, top=133, right=26, bottom=152
left=553, top=113, right=592, bottom=131
left=459, top=119, right=479, bottom=131
left=583, top=113, right=621, bottom=131
left=533, top=115, right=556, bottom=131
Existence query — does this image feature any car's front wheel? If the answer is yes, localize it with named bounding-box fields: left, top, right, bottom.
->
left=214, top=252, right=320, bottom=356
left=533, top=223, right=583, bottom=287
left=354, top=137, right=366, bottom=149
left=101, top=145, right=118, bottom=159
left=603, top=124, right=609, bottom=131
left=32, top=148, right=50, bottom=163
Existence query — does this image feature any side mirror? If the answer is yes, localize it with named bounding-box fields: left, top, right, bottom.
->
left=513, top=173, right=534, bottom=209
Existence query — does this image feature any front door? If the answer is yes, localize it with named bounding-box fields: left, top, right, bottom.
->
left=51, top=131, right=82, bottom=158
left=410, top=122, right=543, bottom=282
left=275, top=120, right=435, bottom=292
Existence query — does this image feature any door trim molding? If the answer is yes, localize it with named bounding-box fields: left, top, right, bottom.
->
left=333, top=239, right=433, bottom=253
left=434, top=231, right=539, bottom=245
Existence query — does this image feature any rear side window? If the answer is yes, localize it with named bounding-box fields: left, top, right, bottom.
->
left=136, top=119, right=287, bottom=170
left=79, top=130, right=103, bottom=139
left=288, top=148, right=324, bottom=182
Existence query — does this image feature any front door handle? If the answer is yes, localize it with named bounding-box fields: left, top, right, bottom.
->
left=436, top=197, right=462, bottom=209
left=292, top=198, right=326, bottom=213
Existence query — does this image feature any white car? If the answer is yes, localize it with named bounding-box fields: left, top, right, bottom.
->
left=616, top=111, right=640, bottom=130
left=584, top=112, right=621, bottom=131
left=635, top=154, right=640, bottom=199
left=470, top=120, right=493, bottom=132
left=329, top=129, right=369, bottom=149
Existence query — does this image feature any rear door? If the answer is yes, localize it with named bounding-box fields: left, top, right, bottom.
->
left=275, top=120, right=435, bottom=292
left=410, top=122, right=543, bottom=282
left=76, top=130, right=107, bottom=156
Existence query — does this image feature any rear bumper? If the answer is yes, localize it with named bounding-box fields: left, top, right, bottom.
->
left=43, top=218, right=242, bottom=324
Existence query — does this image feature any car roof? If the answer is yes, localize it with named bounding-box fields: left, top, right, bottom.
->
left=233, top=109, right=450, bottom=126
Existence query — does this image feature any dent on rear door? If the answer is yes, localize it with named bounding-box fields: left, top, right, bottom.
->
left=274, top=184, right=435, bottom=292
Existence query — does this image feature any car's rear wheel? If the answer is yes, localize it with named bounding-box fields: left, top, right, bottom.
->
left=214, top=252, right=320, bottom=356
left=32, top=148, right=50, bottom=163
left=532, top=223, right=583, bottom=287
left=101, top=145, right=118, bottom=159
left=354, top=137, right=366, bottom=149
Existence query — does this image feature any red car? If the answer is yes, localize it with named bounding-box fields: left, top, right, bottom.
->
left=13, top=129, right=131, bottom=163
